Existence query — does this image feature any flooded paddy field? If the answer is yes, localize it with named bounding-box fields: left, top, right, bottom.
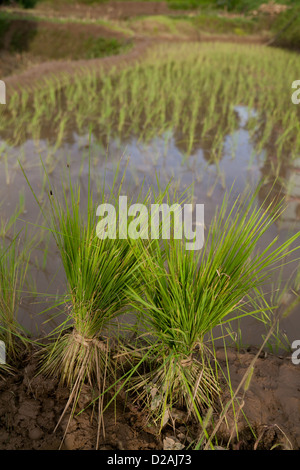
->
left=1, top=42, right=300, bottom=343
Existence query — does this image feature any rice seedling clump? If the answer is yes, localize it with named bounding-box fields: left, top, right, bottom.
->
left=126, top=191, right=299, bottom=429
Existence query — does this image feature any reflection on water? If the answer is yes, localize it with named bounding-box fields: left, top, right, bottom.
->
left=0, top=105, right=299, bottom=345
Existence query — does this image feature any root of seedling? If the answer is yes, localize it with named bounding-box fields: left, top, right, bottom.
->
left=53, top=329, right=111, bottom=450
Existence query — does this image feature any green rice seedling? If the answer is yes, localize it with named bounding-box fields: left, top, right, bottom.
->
left=126, top=190, right=300, bottom=429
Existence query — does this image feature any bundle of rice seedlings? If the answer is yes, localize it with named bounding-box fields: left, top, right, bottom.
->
left=35, top=171, right=145, bottom=445
left=127, top=191, right=299, bottom=429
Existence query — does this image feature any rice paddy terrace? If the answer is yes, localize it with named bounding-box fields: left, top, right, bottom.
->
left=1, top=1, right=300, bottom=452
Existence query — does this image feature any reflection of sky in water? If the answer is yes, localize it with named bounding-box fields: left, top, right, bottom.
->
left=0, top=106, right=299, bottom=345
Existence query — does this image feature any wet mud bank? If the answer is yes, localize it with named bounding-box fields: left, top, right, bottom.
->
left=0, top=346, right=299, bottom=450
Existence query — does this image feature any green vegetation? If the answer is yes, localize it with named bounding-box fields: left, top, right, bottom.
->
left=192, top=12, right=259, bottom=34
left=126, top=190, right=299, bottom=428
left=84, top=36, right=127, bottom=59
left=271, top=7, right=300, bottom=49
left=165, top=0, right=299, bottom=13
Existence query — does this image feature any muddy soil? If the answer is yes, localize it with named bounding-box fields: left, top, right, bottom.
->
left=0, top=347, right=299, bottom=450
left=0, top=349, right=160, bottom=450
left=215, top=348, right=300, bottom=450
